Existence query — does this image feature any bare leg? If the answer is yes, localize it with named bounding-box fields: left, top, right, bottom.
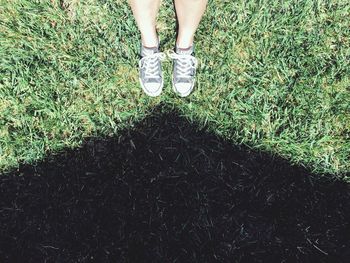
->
left=128, top=0, right=161, bottom=47
left=174, top=0, right=208, bottom=48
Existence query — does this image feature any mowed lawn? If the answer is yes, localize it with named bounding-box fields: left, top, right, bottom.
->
left=0, top=0, right=349, bottom=180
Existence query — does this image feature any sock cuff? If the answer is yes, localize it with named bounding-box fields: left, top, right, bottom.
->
left=175, top=44, right=195, bottom=55
left=140, top=40, right=160, bottom=57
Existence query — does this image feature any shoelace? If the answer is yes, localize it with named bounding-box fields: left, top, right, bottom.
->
left=139, top=52, right=166, bottom=79
left=167, top=50, right=198, bottom=79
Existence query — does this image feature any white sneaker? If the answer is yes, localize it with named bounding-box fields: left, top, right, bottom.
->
left=139, top=45, right=166, bottom=97
left=168, top=45, right=198, bottom=97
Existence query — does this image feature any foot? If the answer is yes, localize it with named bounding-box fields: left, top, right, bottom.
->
left=139, top=44, right=166, bottom=97
left=168, top=45, right=198, bottom=97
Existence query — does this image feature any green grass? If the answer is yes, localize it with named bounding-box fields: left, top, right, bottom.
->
left=0, top=0, right=349, bottom=181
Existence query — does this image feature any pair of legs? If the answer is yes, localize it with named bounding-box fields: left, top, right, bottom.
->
left=128, top=0, right=208, bottom=48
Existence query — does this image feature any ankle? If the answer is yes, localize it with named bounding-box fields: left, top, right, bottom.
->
left=175, top=43, right=195, bottom=56
left=176, top=36, right=194, bottom=50
left=142, top=42, right=159, bottom=49
left=176, top=45, right=193, bottom=52
left=141, top=35, right=159, bottom=49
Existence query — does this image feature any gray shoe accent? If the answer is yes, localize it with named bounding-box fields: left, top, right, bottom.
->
left=139, top=45, right=166, bottom=97
left=168, top=45, right=198, bottom=97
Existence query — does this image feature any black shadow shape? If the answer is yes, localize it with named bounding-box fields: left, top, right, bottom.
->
left=1, top=103, right=349, bottom=263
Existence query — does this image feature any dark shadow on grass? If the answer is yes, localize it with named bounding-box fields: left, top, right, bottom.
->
left=1, top=103, right=349, bottom=263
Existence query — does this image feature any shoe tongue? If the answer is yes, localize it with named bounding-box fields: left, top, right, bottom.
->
left=176, top=45, right=194, bottom=55
left=141, top=46, right=159, bottom=57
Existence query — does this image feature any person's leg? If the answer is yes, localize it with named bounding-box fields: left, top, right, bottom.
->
left=169, top=0, right=207, bottom=97
left=128, top=0, right=161, bottom=47
left=174, top=0, right=208, bottom=48
left=128, top=0, right=165, bottom=97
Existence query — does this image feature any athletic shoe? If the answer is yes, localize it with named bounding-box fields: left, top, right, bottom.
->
left=167, top=45, right=198, bottom=97
left=139, top=44, right=166, bottom=97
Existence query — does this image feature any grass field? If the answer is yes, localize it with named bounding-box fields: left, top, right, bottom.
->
left=0, top=0, right=349, bottom=180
